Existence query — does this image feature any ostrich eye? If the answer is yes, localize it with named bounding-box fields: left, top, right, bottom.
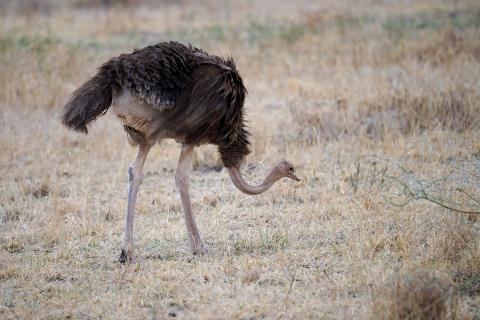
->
left=289, top=167, right=294, bottom=172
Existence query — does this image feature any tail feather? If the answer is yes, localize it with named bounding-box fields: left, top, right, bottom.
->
left=61, top=60, right=120, bottom=134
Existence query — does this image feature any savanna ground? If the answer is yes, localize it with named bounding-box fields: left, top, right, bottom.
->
left=1, top=0, right=480, bottom=318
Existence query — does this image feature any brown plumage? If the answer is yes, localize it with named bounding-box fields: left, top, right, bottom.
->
left=62, top=41, right=249, bottom=168
left=61, top=41, right=299, bottom=262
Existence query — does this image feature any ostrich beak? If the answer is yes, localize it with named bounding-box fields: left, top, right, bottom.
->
left=288, top=172, right=300, bottom=182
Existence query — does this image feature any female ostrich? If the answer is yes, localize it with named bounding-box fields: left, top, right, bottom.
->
left=61, top=41, right=300, bottom=263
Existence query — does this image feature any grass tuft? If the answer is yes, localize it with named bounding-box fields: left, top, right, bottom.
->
left=371, top=269, right=457, bottom=320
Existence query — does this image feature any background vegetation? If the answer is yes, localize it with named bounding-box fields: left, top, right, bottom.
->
left=0, top=0, right=479, bottom=318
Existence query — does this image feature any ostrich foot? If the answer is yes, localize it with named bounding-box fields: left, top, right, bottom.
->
left=119, top=248, right=134, bottom=263
left=191, top=241, right=209, bottom=255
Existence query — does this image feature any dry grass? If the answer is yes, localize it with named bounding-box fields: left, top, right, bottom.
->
left=1, top=0, right=480, bottom=319
left=372, top=269, right=457, bottom=319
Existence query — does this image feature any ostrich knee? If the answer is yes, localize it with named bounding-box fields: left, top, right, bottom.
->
left=128, top=165, right=143, bottom=187
left=175, top=171, right=188, bottom=191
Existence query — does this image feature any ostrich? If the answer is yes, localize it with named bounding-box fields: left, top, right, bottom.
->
left=61, top=41, right=300, bottom=263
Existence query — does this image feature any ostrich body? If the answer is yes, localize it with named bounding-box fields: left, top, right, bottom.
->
left=62, top=41, right=299, bottom=262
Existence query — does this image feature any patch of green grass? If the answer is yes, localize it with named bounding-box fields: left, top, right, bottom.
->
left=258, top=227, right=289, bottom=253
left=0, top=14, right=324, bottom=57
left=0, top=34, right=60, bottom=54
left=383, top=10, right=480, bottom=40
left=335, top=14, right=371, bottom=34
left=231, top=227, right=289, bottom=255
left=245, top=21, right=275, bottom=45
left=203, top=25, right=226, bottom=42
left=279, top=24, right=305, bottom=43
left=450, top=13, right=480, bottom=30
left=162, top=20, right=306, bottom=47
left=163, top=24, right=227, bottom=47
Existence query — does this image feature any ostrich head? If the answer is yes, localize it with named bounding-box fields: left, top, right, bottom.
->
left=273, top=160, right=300, bottom=181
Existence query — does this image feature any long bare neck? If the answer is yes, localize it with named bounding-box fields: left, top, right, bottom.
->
left=228, top=165, right=281, bottom=195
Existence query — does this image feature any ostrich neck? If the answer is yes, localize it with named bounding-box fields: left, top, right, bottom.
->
left=228, top=165, right=280, bottom=195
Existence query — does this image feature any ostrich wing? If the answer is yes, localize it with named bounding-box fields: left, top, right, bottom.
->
left=116, top=41, right=195, bottom=110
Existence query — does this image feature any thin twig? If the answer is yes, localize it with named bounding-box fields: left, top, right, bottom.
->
left=354, top=155, right=480, bottom=215
left=457, top=188, right=480, bottom=205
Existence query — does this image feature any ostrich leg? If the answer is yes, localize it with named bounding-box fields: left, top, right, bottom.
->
left=119, top=142, right=153, bottom=263
left=176, top=144, right=208, bottom=255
